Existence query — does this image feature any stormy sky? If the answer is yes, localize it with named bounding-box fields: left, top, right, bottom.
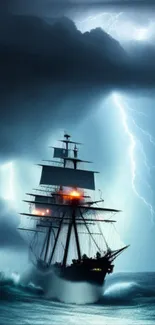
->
left=0, top=0, right=155, bottom=272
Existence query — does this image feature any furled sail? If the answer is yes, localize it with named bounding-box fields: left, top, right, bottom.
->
left=40, top=165, right=95, bottom=190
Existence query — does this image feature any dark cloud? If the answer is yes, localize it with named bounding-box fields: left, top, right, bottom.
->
left=1, top=14, right=155, bottom=87
left=2, top=0, right=155, bottom=10
left=1, top=1, right=155, bottom=20
left=0, top=0, right=70, bottom=16
left=0, top=14, right=155, bottom=160
left=73, top=0, right=155, bottom=7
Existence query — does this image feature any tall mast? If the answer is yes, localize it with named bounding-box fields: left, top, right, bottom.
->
left=63, top=133, right=70, bottom=167
left=73, top=145, right=78, bottom=169
left=61, top=208, right=82, bottom=267
left=62, top=218, right=73, bottom=266
left=64, top=133, right=70, bottom=151
left=48, top=213, right=65, bottom=265
left=72, top=145, right=81, bottom=259
left=44, top=225, right=52, bottom=262
left=73, top=210, right=81, bottom=260
left=62, top=139, right=81, bottom=265
left=40, top=232, right=49, bottom=260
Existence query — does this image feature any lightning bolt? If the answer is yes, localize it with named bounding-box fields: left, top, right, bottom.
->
left=76, top=12, right=123, bottom=37
left=120, top=99, right=155, bottom=177
left=113, top=93, right=155, bottom=223
left=75, top=12, right=155, bottom=42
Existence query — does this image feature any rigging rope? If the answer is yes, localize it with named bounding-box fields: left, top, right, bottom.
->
left=79, top=208, right=101, bottom=252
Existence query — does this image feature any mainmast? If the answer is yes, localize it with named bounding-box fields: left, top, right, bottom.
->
left=61, top=137, right=81, bottom=265
left=63, top=133, right=70, bottom=167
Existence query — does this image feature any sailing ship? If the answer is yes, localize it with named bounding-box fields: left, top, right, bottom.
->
left=19, top=133, right=128, bottom=286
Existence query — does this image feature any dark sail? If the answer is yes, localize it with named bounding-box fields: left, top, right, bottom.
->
left=39, top=165, right=96, bottom=190
left=53, top=147, right=69, bottom=158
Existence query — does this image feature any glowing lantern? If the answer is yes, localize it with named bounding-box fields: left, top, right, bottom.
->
left=32, top=209, right=39, bottom=215
left=69, top=190, right=81, bottom=198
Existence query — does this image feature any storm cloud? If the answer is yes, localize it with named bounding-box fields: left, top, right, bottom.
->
left=0, top=13, right=155, bottom=159
left=1, top=14, right=155, bottom=87
left=3, top=0, right=155, bottom=12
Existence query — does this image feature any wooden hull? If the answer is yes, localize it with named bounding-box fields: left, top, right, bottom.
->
left=55, top=265, right=106, bottom=286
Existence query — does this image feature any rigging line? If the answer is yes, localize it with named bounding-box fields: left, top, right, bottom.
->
left=48, top=212, right=66, bottom=265
left=25, top=225, right=33, bottom=242
left=30, top=234, right=38, bottom=259
left=33, top=231, right=39, bottom=254
left=96, top=218, right=109, bottom=250
left=98, top=189, right=103, bottom=201
left=44, top=225, right=53, bottom=262
left=112, top=223, right=120, bottom=235
left=51, top=228, right=64, bottom=254
left=112, top=223, right=125, bottom=247
left=96, top=212, right=109, bottom=248
left=110, top=211, right=117, bottom=219
left=51, top=228, right=56, bottom=240
left=94, top=210, right=113, bottom=249
left=61, top=241, right=65, bottom=251
left=40, top=230, right=48, bottom=259
left=30, top=231, right=37, bottom=248
left=79, top=208, right=101, bottom=252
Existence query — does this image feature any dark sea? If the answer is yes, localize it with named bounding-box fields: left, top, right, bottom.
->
left=0, top=272, right=155, bottom=325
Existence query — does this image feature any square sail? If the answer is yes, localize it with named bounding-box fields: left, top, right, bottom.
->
left=40, top=166, right=95, bottom=190
left=53, top=148, right=69, bottom=158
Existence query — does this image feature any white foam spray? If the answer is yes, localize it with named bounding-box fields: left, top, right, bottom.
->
left=21, top=266, right=103, bottom=304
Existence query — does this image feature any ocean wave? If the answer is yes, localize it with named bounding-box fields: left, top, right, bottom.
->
left=0, top=271, right=155, bottom=306
left=0, top=271, right=44, bottom=302
left=98, top=279, right=155, bottom=306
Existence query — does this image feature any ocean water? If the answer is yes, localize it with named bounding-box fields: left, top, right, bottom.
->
left=0, top=272, right=155, bottom=325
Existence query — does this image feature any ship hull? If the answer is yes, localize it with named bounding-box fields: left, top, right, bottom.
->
left=54, top=265, right=106, bottom=286
left=36, top=256, right=113, bottom=286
